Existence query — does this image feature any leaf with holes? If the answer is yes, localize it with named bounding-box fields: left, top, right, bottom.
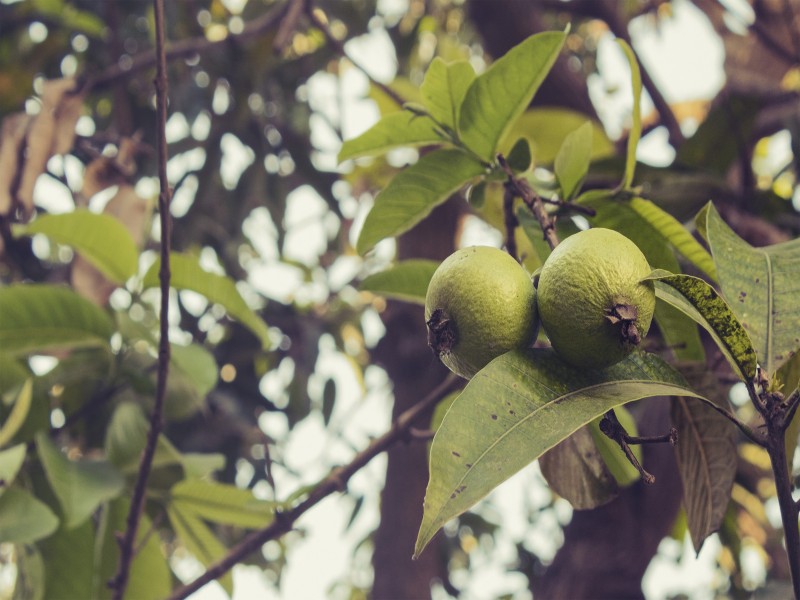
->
left=414, top=349, right=704, bottom=558
left=697, top=202, right=800, bottom=376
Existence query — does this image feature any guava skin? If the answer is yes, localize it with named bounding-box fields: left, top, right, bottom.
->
left=536, top=228, right=655, bottom=370
left=425, top=246, right=538, bottom=380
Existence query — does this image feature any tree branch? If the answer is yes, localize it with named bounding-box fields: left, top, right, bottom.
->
left=108, top=1, right=172, bottom=597
left=166, top=374, right=460, bottom=600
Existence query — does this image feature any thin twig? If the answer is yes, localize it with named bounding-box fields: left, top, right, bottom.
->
left=599, top=409, right=676, bottom=485
left=108, top=1, right=172, bottom=597
left=165, top=374, right=459, bottom=600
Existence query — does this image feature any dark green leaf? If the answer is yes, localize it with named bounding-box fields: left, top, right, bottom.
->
left=37, top=520, right=94, bottom=600
left=698, top=202, right=800, bottom=376
left=167, top=502, right=233, bottom=594
left=13, top=210, right=138, bottom=283
left=671, top=365, right=737, bottom=553
left=617, top=39, right=642, bottom=189
left=0, top=379, right=32, bottom=448
left=459, top=31, right=566, bottom=161
left=143, top=252, right=270, bottom=348
left=0, top=354, right=30, bottom=395
left=322, top=378, right=336, bottom=426
left=539, top=426, right=619, bottom=509
left=646, top=271, right=758, bottom=380
left=0, top=285, right=114, bottom=355
left=338, top=111, right=443, bottom=162
left=170, top=478, right=275, bottom=528
left=654, top=300, right=706, bottom=362
left=420, top=58, right=476, bottom=130
left=554, top=121, right=593, bottom=200
left=0, top=487, right=59, bottom=543
left=415, top=349, right=703, bottom=557
left=0, top=444, right=26, bottom=497
left=506, top=138, right=532, bottom=172
left=359, top=259, right=439, bottom=305
left=356, top=149, right=485, bottom=254
left=36, top=432, right=125, bottom=528
left=104, top=402, right=183, bottom=473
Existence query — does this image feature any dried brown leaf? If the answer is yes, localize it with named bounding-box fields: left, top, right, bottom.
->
left=0, top=113, right=31, bottom=215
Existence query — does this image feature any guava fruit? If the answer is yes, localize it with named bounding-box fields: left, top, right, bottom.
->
left=425, top=246, right=538, bottom=380
left=536, top=228, right=655, bottom=369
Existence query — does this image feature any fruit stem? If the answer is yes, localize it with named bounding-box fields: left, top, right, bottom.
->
left=604, top=303, right=641, bottom=346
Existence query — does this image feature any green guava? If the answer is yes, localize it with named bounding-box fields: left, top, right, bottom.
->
left=425, top=246, right=538, bottom=380
left=536, top=228, right=655, bottom=369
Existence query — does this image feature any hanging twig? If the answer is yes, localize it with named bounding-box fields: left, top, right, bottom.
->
left=108, top=0, right=172, bottom=597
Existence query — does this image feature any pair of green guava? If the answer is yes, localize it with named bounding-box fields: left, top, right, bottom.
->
left=425, top=228, right=656, bottom=379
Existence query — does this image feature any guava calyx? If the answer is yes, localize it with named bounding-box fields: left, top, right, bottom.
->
left=427, top=308, right=457, bottom=356
left=604, top=303, right=642, bottom=346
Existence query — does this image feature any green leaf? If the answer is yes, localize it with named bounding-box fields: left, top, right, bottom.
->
left=0, top=285, right=114, bottom=355
left=629, top=197, right=717, bottom=282
left=359, top=260, right=439, bottom=305
left=698, top=202, right=800, bottom=376
left=459, top=31, right=566, bottom=161
left=36, top=432, right=125, bottom=528
left=95, top=498, right=172, bottom=600
left=338, top=111, right=444, bottom=162
left=646, top=270, right=758, bottom=380
left=143, top=252, right=270, bottom=349
left=420, top=58, right=476, bottom=130
left=356, top=149, right=485, bottom=254
left=37, top=520, right=94, bottom=600
left=0, top=444, right=27, bottom=497
left=0, top=354, right=30, bottom=395
left=171, top=478, right=275, bottom=529
left=672, top=366, right=737, bottom=553
left=554, top=121, right=593, bottom=200
left=105, top=402, right=183, bottom=473
left=171, top=342, right=219, bottom=398
left=0, top=379, right=33, bottom=448
left=12, top=210, right=138, bottom=283
left=506, top=138, right=532, bottom=173
left=539, top=426, right=619, bottom=509
left=502, top=109, right=615, bottom=165
left=0, top=487, right=59, bottom=543
left=654, top=300, right=706, bottom=362
left=414, top=349, right=703, bottom=557
left=167, top=502, right=233, bottom=595
left=617, top=39, right=642, bottom=190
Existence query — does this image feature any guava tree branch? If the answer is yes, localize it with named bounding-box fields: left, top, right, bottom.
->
left=108, top=1, right=172, bottom=597
left=166, top=374, right=460, bottom=600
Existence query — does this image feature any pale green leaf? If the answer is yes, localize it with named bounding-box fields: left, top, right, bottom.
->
left=356, top=149, right=485, bottom=254
left=459, top=31, right=566, bottom=161
left=0, top=487, right=59, bottom=543
left=554, top=121, right=593, bottom=200
left=0, top=379, right=32, bottom=448
left=338, top=111, right=443, bottom=162
left=420, top=58, right=476, bottom=130
left=171, top=478, right=274, bottom=529
left=37, top=520, right=94, bottom=600
left=646, top=270, right=757, bottom=380
left=0, top=354, right=30, bottom=395
left=167, top=503, right=233, bottom=594
left=36, top=432, right=125, bottom=528
left=698, top=202, right=800, bottom=376
left=359, top=260, right=439, bottom=305
left=12, top=544, right=45, bottom=600
left=0, top=285, right=114, bottom=355
left=95, top=498, right=172, bottom=600
left=618, top=39, right=642, bottom=189
left=13, top=210, right=137, bottom=282
left=104, top=402, right=183, bottom=473
left=171, top=343, right=218, bottom=397
left=0, top=445, right=27, bottom=498
left=630, top=197, right=717, bottom=282
left=143, top=252, right=270, bottom=348
left=415, top=349, right=703, bottom=557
